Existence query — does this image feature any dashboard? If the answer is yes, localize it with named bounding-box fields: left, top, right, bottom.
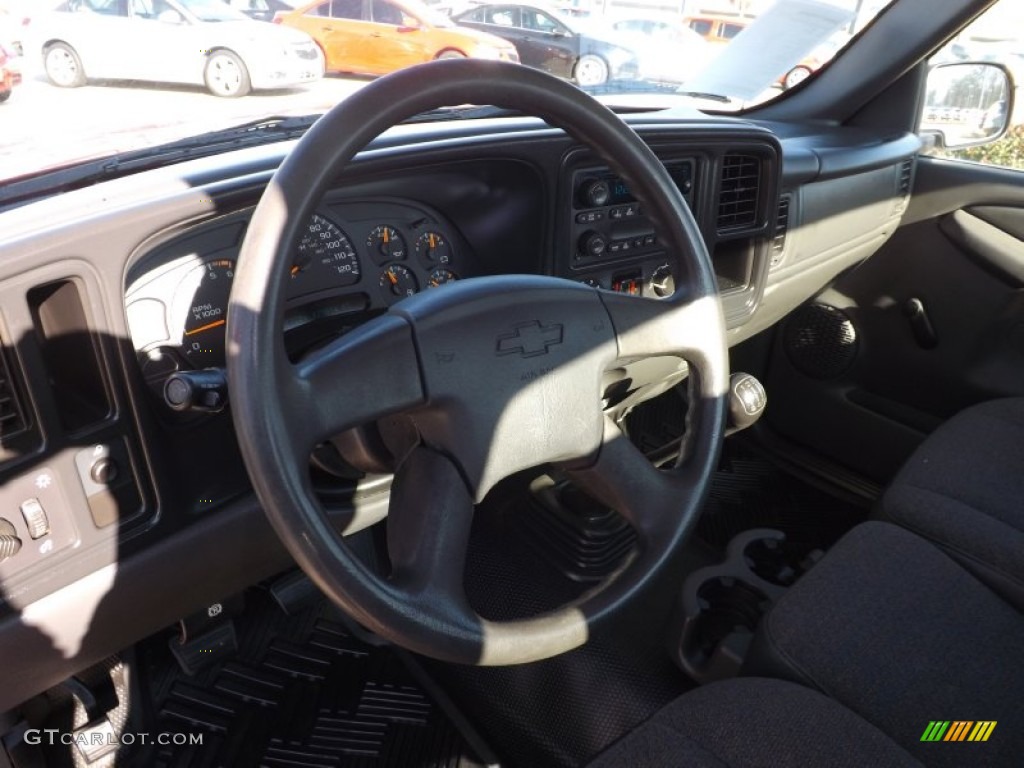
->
left=0, top=107, right=920, bottom=711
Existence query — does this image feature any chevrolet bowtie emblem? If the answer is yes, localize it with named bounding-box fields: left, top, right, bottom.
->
left=496, top=321, right=564, bottom=358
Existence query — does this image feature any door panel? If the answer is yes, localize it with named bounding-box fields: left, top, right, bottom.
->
left=939, top=209, right=1024, bottom=283
left=764, top=155, right=1024, bottom=483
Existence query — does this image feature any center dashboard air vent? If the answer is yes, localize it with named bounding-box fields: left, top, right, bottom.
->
left=0, top=347, right=28, bottom=441
left=717, top=154, right=761, bottom=232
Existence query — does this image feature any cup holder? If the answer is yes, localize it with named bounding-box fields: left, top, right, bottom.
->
left=743, top=536, right=823, bottom=587
left=670, top=529, right=822, bottom=684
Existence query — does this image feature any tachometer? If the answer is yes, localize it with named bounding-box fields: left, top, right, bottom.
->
left=176, top=258, right=234, bottom=368
left=289, top=214, right=361, bottom=295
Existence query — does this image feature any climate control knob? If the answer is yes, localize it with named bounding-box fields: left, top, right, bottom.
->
left=579, top=179, right=611, bottom=208
left=579, top=231, right=607, bottom=258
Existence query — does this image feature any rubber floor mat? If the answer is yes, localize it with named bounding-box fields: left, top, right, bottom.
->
left=138, top=588, right=475, bottom=768
left=697, top=441, right=868, bottom=552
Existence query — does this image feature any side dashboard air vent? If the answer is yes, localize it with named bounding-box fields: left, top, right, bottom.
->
left=770, top=195, right=791, bottom=269
left=898, top=158, right=914, bottom=195
left=0, top=347, right=27, bottom=441
left=718, top=154, right=761, bottom=231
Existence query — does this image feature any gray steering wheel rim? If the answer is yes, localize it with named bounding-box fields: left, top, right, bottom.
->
left=228, top=59, right=728, bottom=666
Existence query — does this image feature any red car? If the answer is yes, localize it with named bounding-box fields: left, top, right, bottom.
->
left=0, top=44, right=21, bottom=103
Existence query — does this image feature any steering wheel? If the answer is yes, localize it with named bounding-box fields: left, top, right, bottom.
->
left=228, top=59, right=728, bottom=666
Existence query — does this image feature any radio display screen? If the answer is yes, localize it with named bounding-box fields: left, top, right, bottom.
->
left=603, top=161, right=694, bottom=206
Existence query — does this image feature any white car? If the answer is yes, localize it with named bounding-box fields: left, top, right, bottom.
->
left=608, top=14, right=712, bottom=85
left=36, top=0, right=324, bottom=97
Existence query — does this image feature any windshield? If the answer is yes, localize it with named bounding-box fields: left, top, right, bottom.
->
left=0, top=0, right=898, bottom=187
left=179, top=0, right=249, bottom=22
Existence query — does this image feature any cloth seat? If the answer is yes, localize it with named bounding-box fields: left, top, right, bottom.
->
left=745, top=521, right=1024, bottom=768
left=587, top=676, right=921, bottom=767
left=879, top=396, right=1024, bottom=610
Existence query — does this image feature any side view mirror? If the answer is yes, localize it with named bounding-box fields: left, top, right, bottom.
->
left=921, top=62, right=1014, bottom=149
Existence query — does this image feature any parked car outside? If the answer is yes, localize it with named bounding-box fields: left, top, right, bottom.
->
left=276, top=0, right=519, bottom=76
left=0, top=42, right=19, bottom=102
left=223, top=0, right=297, bottom=22
left=608, top=13, right=710, bottom=85
left=33, top=0, right=324, bottom=97
left=682, top=11, right=750, bottom=45
left=0, top=5, right=25, bottom=86
left=452, top=2, right=636, bottom=86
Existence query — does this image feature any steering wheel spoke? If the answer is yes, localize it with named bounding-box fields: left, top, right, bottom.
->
left=386, top=446, right=475, bottom=609
left=600, top=289, right=729, bottom=367
left=291, top=314, right=425, bottom=450
left=567, top=417, right=695, bottom=542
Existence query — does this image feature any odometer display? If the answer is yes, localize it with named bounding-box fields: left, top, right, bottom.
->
left=289, top=214, right=361, bottom=295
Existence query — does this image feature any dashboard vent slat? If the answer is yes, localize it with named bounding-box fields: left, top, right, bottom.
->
left=899, top=158, right=914, bottom=195
left=718, top=154, right=761, bottom=231
left=770, top=195, right=791, bottom=269
left=0, top=348, right=27, bottom=441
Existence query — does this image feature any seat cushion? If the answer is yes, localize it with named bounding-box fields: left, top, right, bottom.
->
left=747, top=521, right=1024, bottom=768
left=588, top=677, right=921, bottom=767
left=880, top=397, right=1024, bottom=610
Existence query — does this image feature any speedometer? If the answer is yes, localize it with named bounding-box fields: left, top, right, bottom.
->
left=289, top=214, right=361, bottom=295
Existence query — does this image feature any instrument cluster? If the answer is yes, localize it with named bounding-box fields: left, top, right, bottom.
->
left=125, top=199, right=464, bottom=395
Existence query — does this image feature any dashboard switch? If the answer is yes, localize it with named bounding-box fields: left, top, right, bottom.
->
left=89, top=457, right=119, bottom=486
left=0, top=519, right=21, bottom=563
left=20, top=498, right=50, bottom=540
left=164, top=368, right=229, bottom=413
left=579, top=231, right=607, bottom=258
left=650, top=265, right=676, bottom=298
left=579, top=179, right=611, bottom=208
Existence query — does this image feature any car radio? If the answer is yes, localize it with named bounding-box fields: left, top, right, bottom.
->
left=570, top=159, right=695, bottom=265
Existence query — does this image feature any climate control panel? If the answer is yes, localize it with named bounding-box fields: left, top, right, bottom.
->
left=568, top=159, right=696, bottom=299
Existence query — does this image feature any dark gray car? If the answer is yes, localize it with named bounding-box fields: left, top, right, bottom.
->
left=451, top=2, right=637, bottom=86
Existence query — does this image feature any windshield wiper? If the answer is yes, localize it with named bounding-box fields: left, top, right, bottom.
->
left=0, top=114, right=323, bottom=210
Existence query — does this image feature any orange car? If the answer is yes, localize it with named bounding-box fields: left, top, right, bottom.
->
left=276, top=0, right=520, bottom=76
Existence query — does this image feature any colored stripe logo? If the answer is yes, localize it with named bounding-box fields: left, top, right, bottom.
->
left=921, top=721, right=997, bottom=742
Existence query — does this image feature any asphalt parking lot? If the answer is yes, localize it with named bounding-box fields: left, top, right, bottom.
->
left=0, top=65, right=370, bottom=182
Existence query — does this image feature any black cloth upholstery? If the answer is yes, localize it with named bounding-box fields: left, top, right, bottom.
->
left=587, top=677, right=921, bottom=767
left=747, top=521, right=1024, bottom=768
left=879, top=397, right=1024, bottom=610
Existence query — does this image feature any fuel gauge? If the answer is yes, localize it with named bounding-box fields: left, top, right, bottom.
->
left=427, top=268, right=458, bottom=288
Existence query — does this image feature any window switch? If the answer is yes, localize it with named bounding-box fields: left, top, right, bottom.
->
left=20, top=498, right=50, bottom=540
